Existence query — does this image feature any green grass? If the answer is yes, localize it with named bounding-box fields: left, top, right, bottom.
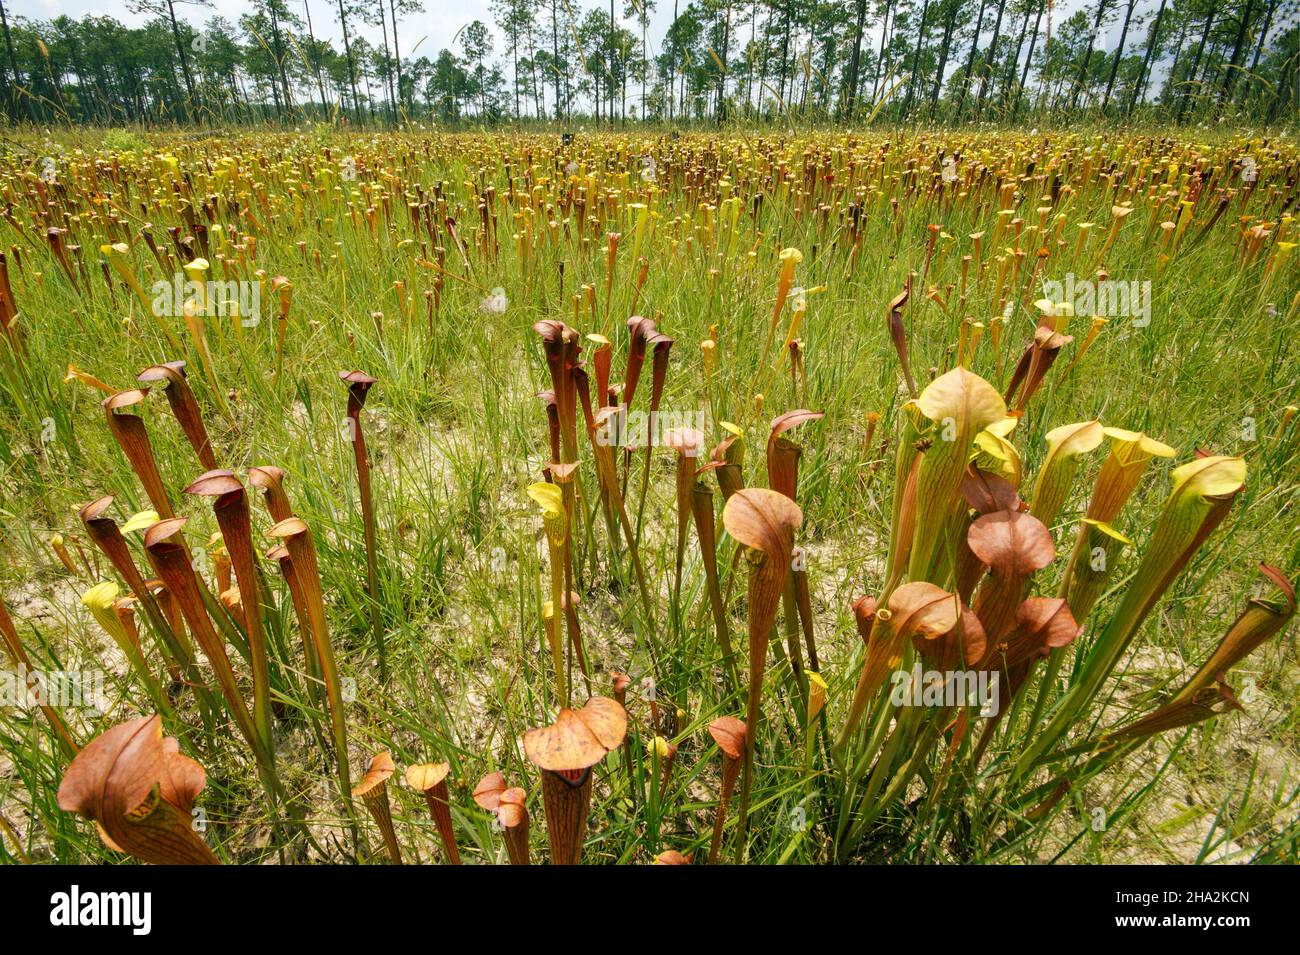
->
left=0, top=126, right=1297, bottom=865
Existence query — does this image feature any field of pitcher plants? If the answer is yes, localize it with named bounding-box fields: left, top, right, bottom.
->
left=0, top=127, right=1297, bottom=865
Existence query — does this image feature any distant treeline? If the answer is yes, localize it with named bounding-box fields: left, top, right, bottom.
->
left=0, top=0, right=1296, bottom=127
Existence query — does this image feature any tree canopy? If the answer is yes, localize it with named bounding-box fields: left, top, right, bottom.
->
left=0, top=0, right=1294, bottom=125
